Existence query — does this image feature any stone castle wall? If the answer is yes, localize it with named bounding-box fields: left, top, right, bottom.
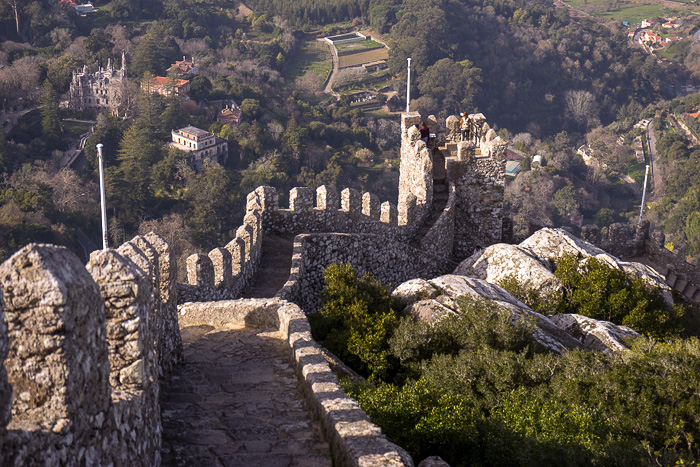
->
left=177, top=298, right=413, bottom=467
left=399, top=113, right=433, bottom=239
left=417, top=182, right=456, bottom=259
left=582, top=221, right=700, bottom=302
left=178, top=194, right=264, bottom=303
left=0, top=233, right=181, bottom=465
left=251, top=185, right=405, bottom=239
left=276, top=233, right=457, bottom=313
left=449, top=147, right=507, bottom=261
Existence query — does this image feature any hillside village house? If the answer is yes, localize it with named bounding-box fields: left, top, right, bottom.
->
left=642, top=31, right=662, bottom=44
left=141, top=76, right=190, bottom=97
left=217, top=102, right=243, bottom=126
left=171, top=125, right=228, bottom=171
left=167, top=56, right=199, bottom=75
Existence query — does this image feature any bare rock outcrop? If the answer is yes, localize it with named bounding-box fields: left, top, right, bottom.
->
left=547, top=314, right=640, bottom=354
left=455, top=228, right=673, bottom=305
left=392, top=274, right=584, bottom=354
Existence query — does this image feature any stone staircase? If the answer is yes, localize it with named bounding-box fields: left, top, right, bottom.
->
left=242, top=233, right=295, bottom=298
left=410, top=148, right=449, bottom=248
left=657, top=267, right=700, bottom=302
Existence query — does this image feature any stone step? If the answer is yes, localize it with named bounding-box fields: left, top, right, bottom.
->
left=693, top=289, right=700, bottom=302
left=665, top=273, right=677, bottom=287
left=683, top=284, right=697, bottom=301
left=674, top=278, right=688, bottom=294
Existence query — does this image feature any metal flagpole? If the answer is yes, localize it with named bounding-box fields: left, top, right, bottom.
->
left=639, top=164, right=650, bottom=222
left=96, top=143, right=109, bottom=250
left=406, top=57, right=411, bottom=113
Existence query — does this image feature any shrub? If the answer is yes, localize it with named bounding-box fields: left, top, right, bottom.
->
left=309, top=262, right=405, bottom=380
left=553, top=254, right=685, bottom=339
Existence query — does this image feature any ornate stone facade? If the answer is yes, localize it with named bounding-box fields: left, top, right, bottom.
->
left=68, top=54, right=127, bottom=116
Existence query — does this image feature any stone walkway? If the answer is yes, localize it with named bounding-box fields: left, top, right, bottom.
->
left=161, top=324, right=332, bottom=467
left=243, top=234, right=295, bottom=298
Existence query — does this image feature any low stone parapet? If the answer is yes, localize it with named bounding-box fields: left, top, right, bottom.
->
left=176, top=298, right=413, bottom=467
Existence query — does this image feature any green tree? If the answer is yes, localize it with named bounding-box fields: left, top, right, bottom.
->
left=417, top=58, right=482, bottom=115
left=185, top=164, right=238, bottom=248
left=553, top=254, right=684, bottom=339
left=109, top=125, right=163, bottom=226
left=40, top=80, right=61, bottom=150
left=47, top=55, right=82, bottom=92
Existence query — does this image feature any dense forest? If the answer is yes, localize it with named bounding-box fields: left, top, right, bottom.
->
left=250, top=0, right=670, bottom=136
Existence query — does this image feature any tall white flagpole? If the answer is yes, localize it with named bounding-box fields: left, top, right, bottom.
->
left=96, top=144, right=109, bottom=250
left=406, top=57, right=411, bottom=113
left=639, top=164, right=650, bottom=222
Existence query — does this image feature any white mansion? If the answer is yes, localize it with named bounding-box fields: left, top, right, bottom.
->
left=171, top=126, right=228, bottom=170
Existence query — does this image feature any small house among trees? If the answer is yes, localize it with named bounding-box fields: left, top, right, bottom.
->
left=167, top=56, right=199, bottom=76
left=170, top=125, right=228, bottom=171
left=141, top=77, right=190, bottom=97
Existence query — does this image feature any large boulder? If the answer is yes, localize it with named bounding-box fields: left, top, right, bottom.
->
left=548, top=314, right=640, bottom=354
left=454, top=228, right=673, bottom=306
left=392, top=274, right=584, bottom=354
left=454, top=243, right=560, bottom=295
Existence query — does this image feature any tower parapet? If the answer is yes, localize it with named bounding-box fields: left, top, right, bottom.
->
left=398, top=111, right=508, bottom=261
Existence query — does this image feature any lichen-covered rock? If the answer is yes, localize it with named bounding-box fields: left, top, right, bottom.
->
left=520, top=227, right=607, bottom=259
left=392, top=274, right=583, bottom=354
left=548, top=314, right=640, bottom=353
left=456, top=228, right=674, bottom=306
left=391, top=279, right=440, bottom=306
left=405, top=299, right=456, bottom=322
left=454, top=243, right=560, bottom=294
left=418, top=456, right=451, bottom=467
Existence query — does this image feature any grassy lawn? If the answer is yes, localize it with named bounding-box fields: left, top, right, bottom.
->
left=284, top=40, right=332, bottom=82
left=560, top=0, right=689, bottom=24
left=626, top=162, right=648, bottom=185
left=62, top=120, right=94, bottom=140
left=599, top=4, right=683, bottom=24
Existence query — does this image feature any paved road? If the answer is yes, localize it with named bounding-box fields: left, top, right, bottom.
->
left=161, top=324, right=331, bottom=467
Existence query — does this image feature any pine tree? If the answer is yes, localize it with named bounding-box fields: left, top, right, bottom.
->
left=40, top=80, right=62, bottom=150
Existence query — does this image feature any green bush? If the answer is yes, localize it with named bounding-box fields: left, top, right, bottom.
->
left=501, top=254, right=686, bottom=339
left=315, top=263, right=700, bottom=465
left=553, top=254, right=685, bottom=339
left=309, top=262, right=405, bottom=380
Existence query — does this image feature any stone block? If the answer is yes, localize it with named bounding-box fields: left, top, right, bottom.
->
left=187, top=253, right=214, bottom=288
left=289, top=187, right=314, bottom=212
left=316, top=185, right=339, bottom=211
left=362, top=192, right=380, bottom=219
left=380, top=202, right=397, bottom=225
left=341, top=188, right=361, bottom=217
left=0, top=244, right=110, bottom=430
left=209, top=248, right=232, bottom=288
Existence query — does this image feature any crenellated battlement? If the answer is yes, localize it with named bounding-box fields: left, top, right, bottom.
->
left=178, top=203, right=264, bottom=303
left=249, top=185, right=405, bottom=238
left=0, top=233, right=182, bottom=464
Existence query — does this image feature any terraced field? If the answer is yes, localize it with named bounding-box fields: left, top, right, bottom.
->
left=338, top=48, right=389, bottom=68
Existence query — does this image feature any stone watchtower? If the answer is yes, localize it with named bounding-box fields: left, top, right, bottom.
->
left=398, top=111, right=508, bottom=261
